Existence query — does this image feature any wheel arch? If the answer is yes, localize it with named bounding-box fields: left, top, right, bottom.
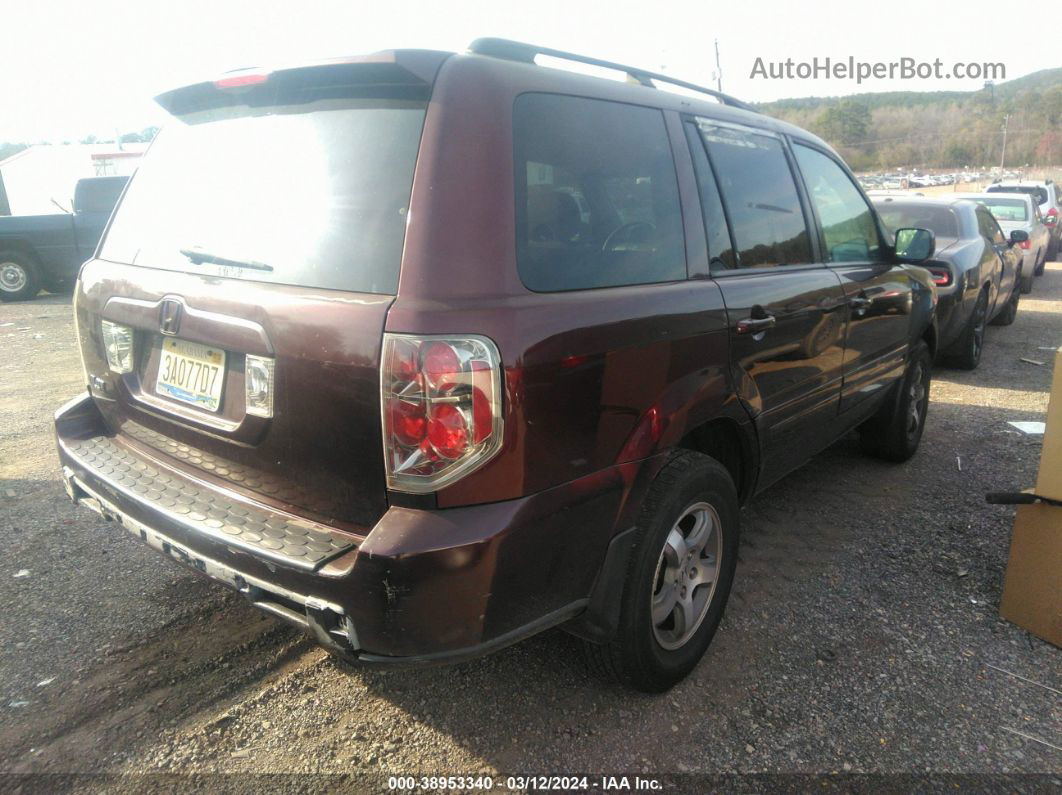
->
left=0, top=239, right=42, bottom=262
left=675, top=416, right=756, bottom=505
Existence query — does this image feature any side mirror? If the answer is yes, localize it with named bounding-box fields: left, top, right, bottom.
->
left=1009, top=229, right=1029, bottom=246
left=894, top=227, right=935, bottom=263
left=1044, top=215, right=1058, bottom=227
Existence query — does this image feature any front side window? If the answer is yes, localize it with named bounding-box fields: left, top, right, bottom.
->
left=793, top=144, right=884, bottom=263
left=698, top=122, right=811, bottom=268
left=513, top=94, right=687, bottom=292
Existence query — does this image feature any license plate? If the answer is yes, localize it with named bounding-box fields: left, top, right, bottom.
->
left=156, top=338, right=226, bottom=412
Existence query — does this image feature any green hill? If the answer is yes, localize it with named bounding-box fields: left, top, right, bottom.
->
left=756, top=68, right=1062, bottom=170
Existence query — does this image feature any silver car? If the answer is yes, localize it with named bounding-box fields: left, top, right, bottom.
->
left=953, top=192, right=1051, bottom=292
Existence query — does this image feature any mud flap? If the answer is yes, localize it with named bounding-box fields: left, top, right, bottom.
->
left=563, top=525, right=639, bottom=643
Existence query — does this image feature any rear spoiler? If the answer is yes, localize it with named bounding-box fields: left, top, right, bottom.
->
left=155, top=50, right=452, bottom=117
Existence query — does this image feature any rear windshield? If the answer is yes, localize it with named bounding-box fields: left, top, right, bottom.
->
left=100, top=94, right=426, bottom=294
left=987, top=184, right=1048, bottom=205
left=874, top=202, right=959, bottom=238
left=968, top=197, right=1028, bottom=222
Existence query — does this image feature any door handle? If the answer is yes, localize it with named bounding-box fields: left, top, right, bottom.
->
left=849, top=295, right=872, bottom=315
left=736, top=315, right=777, bottom=335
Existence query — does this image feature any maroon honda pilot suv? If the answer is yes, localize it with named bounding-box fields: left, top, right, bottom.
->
left=55, top=39, right=938, bottom=691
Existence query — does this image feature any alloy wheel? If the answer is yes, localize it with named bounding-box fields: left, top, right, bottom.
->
left=906, top=360, right=928, bottom=439
left=971, top=296, right=987, bottom=362
left=650, top=501, right=723, bottom=650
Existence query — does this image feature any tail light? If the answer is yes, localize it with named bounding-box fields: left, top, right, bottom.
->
left=923, top=265, right=953, bottom=287
left=381, top=334, right=503, bottom=493
left=244, top=354, right=275, bottom=418
left=1019, top=239, right=1031, bottom=250
left=100, top=320, right=135, bottom=373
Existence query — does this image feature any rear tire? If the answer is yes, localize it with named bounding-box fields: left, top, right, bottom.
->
left=990, top=280, right=1020, bottom=327
left=946, top=289, right=988, bottom=370
left=1035, top=250, right=1046, bottom=276
left=859, top=341, right=932, bottom=462
left=583, top=450, right=739, bottom=692
left=1021, top=267, right=1034, bottom=294
left=0, top=250, right=41, bottom=302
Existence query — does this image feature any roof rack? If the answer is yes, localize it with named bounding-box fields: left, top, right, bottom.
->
left=468, top=38, right=758, bottom=113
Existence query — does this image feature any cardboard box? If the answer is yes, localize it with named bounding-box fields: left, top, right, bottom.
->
left=999, top=347, right=1062, bottom=648
left=1034, top=346, right=1062, bottom=503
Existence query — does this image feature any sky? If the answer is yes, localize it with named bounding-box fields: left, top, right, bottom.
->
left=2, top=0, right=1056, bottom=142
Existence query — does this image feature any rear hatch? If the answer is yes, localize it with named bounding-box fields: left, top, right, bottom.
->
left=75, top=54, right=447, bottom=529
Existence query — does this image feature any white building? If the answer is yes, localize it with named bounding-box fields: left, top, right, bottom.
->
left=0, top=143, right=148, bottom=216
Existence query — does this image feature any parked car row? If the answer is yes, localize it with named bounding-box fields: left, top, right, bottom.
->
left=46, top=41, right=1038, bottom=692
left=873, top=196, right=1025, bottom=370
left=858, top=172, right=985, bottom=191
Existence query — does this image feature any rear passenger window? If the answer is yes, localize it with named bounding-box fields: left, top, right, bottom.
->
left=685, top=123, right=735, bottom=270
left=697, top=122, right=811, bottom=268
left=792, top=144, right=885, bottom=263
left=513, top=94, right=686, bottom=292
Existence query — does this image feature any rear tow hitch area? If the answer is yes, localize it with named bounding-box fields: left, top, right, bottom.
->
left=60, top=465, right=360, bottom=660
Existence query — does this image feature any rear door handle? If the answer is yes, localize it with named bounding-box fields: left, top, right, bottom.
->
left=849, top=295, right=872, bottom=314
left=736, top=316, right=777, bottom=335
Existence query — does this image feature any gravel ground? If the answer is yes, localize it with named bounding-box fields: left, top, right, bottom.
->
left=1, top=263, right=1060, bottom=790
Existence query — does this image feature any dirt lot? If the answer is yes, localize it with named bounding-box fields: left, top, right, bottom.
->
left=1, top=262, right=1060, bottom=789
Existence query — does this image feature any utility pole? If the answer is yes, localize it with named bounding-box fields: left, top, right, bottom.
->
left=999, top=114, right=1009, bottom=172
left=714, top=39, right=722, bottom=92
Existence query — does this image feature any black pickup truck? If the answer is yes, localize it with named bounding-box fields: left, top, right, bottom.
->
left=0, top=176, right=127, bottom=301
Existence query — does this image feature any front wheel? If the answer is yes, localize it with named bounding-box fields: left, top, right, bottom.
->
left=0, top=251, right=41, bottom=302
left=583, top=450, right=739, bottom=692
left=860, top=341, right=932, bottom=462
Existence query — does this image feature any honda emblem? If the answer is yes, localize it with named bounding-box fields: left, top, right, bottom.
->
left=159, top=298, right=183, bottom=336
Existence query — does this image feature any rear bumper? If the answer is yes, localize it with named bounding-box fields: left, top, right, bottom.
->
left=56, top=393, right=653, bottom=664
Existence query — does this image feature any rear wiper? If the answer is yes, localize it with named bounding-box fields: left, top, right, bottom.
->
left=179, top=247, right=274, bottom=272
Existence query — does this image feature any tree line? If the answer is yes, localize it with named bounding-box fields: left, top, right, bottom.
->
left=757, top=68, right=1062, bottom=171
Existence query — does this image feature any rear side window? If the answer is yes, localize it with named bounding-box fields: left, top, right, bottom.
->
left=697, top=122, right=811, bottom=268
left=513, top=94, right=686, bottom=292
left=793, top=144, right=884, bottom=263
left=685, top=123, right=735, bottom=270
left=101, top=90, right=426, bottom=295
